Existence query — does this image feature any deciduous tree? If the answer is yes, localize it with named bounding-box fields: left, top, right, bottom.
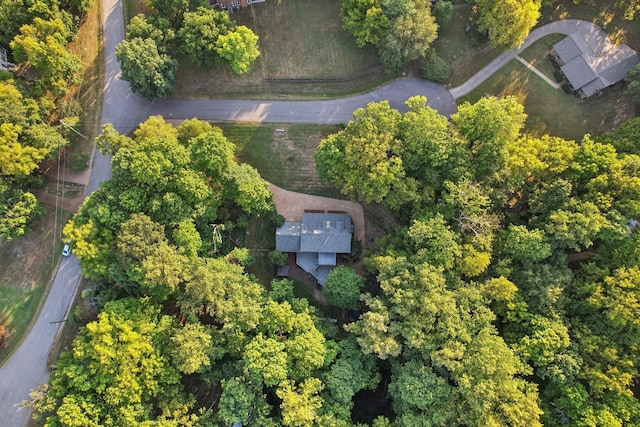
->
left=323, top=266, right=365, bottom=309
left=475, top=0, right=541, bottom=51
left=116, top=37, right=178, bottom=100
left=215, top=26, right=260, bottom=75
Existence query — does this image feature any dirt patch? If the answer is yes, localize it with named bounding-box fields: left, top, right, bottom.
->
left=269, top=183, right=366, bottom=245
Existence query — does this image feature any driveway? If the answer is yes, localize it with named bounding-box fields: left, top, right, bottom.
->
left=0, top=0, right=607, bottom=420
left=449, top=19, right=605, bottom=99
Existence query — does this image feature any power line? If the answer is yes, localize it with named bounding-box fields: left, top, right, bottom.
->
left=59, top=119, right=88, bottom=139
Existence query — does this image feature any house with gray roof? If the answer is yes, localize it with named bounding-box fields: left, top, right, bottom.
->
left=552, top=31, right=639, bottom=98
left=276, top=213, right=353, bottom=286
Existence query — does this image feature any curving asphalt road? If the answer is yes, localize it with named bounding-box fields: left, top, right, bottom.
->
left=0, top=0, right=605, bottom=422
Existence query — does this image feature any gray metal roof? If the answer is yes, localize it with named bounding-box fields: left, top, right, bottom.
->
left=275, top=222, right=301, bottom=252
left=299, top=213, right=352, bottom=254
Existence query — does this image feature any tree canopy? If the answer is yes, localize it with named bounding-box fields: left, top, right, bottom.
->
left=117, top=0, right=260, bottom=98
left=340, top=0, right=438, bottom=70
left=475, top=0, right=541, bottom=51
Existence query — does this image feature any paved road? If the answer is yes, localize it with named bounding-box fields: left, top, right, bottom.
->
left=0, top=0, right=604, bottom=420
left=0, top=256, right=80, bottom=427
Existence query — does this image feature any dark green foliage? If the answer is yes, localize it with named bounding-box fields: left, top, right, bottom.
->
left=115, top=37, right=178, bottom=100
left=268, top=250, right=287, bottom=266
left=420, top=52, right=451, bottom=83
left=340, top=0, right=438, bottom=70
left=625, top=64, right=640, bottom=103
left=322, top=266, right=365, bottom=310
left=432, top=0, right=453, bottom=26
left=117, top=0, right=260, bottom=98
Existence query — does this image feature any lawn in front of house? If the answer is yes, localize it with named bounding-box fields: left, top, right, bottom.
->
left=518, top=33, right=566, bottom=82
left=460, top=59, right=635, bottom=141
left=540, top=0, right=640, bottom=50
left=0, top=206, right=72, bottom=367
left=220, top=122, right=344, bottom=197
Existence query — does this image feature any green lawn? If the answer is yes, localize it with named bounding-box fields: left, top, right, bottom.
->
left=518, top=34, right=566, bottom=82
left=220, top=122, right=344, bottom=197
left=460, top=59, right=635, bottom=141
left=0, top=206, right=72, bottom=367
left=173, top=0, right=389, bottom=99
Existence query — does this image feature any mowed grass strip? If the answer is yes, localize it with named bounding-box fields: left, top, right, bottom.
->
left=173, top=0, right=385, bottom=98
left=460, top=59, right=635, bottom=141
left=0, top=207, right=72, bottom=367
left=219, top=122, right=343, bottom=197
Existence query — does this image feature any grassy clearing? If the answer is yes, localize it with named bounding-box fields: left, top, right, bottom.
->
left=172, top=0, right=389, bottom=99
left=518, top=34, right=566, bottom=81
left=460, top=59, right=635, bottom=141
left=433, top=4, right=500, bottom=86
left=0, top=206, right=72, bottom=367
left=220, top=122, right=343, bottom=197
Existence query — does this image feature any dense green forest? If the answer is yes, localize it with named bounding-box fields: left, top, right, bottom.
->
left=31, top=97, right=640, bottom=425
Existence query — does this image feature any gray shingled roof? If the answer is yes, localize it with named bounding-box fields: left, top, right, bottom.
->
left=275, top=222, right=301, bottom=252
left=299, top=213, right=352, bottom=254
left=561, top=55, right=598, bottom=89
left=553, top=31, right=639, bottom=97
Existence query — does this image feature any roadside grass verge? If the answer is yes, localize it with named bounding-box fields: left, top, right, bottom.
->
left=220, top=122, right=344, bottom=197
left=63, top=0, right=104, bottom=166
left=460, top=59, right=635, bottom=141
left=0, top=206, right=72, bottom=367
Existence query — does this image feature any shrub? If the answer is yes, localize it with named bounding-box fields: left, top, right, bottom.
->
left=268, top=250, right=288, bottom=266
left=433, top=1, right=453, bottom=27
left=420, top=53, right=451, bottom=83
left=70, top=152, right=89, bottom=171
